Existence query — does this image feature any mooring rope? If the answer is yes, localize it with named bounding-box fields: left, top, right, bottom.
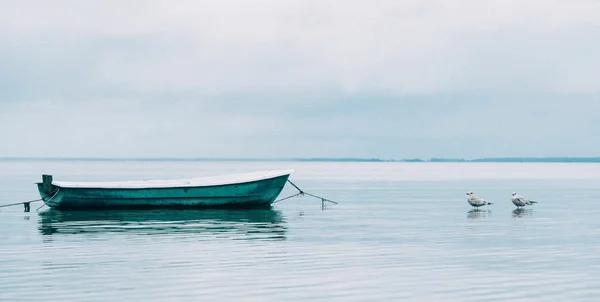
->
left=0, top=189, right=59, bottom=209
left=273, top=180, right=338, bottom=205
left=272, top=192, right=304, bottom=204
left=0, top=198, right=43, bottom=208
left=36, top=189, right=59, bottom=211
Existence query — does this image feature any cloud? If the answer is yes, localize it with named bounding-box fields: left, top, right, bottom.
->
left=2, top=93, right=599, bottom=158
left=1, top=0, right=599, bottom=98
left=0, top=1, right=599, bottom=158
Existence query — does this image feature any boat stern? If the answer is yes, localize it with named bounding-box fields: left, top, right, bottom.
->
left=35, top=174, right=62, bottom=208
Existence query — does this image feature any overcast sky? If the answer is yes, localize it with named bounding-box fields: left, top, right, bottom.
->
left=1, top=1, right=599, bottom=159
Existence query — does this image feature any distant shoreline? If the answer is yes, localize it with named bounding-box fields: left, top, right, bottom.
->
left=2, top=157, right=600, bottom=163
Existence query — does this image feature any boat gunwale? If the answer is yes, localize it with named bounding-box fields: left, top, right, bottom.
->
left=35, top=169, right=294, bottom=190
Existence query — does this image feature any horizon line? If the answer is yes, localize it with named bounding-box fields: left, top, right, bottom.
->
left=2, top=156, right=600, bottom=163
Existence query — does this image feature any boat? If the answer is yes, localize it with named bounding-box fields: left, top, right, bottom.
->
left=35, top=169, right=293, bottom=210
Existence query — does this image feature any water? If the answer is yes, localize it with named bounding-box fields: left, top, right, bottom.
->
left=2, top=160, right=600, bottom=301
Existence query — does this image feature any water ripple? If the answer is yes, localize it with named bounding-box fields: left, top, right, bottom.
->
left=2, top=161, right=600, bottom=301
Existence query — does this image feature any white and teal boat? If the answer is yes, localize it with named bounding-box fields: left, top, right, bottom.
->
left=36, top=169, right=293, bottom=210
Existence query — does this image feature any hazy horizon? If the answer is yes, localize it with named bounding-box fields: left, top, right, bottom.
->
left=3, top=156, right=600, bottom=163
left=1, top=1, right=599, bottom=159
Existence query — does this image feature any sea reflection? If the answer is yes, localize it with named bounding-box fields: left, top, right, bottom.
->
left=38, top=209, right=287, bottom=240
left=467, top=209, right=490, bottom=220
left=512, top=208, right=533, bottom=218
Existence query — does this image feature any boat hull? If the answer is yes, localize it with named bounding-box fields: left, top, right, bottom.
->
left=36, top=174, right=290, bottom=210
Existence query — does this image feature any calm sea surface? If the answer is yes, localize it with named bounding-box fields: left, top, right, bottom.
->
left=2, top=160, right=600, bottom=301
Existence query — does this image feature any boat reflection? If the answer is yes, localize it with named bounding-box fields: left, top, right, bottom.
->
left=38, top=209, right=287, bottom=240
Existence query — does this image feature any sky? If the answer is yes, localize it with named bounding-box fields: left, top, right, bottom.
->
left=1, top=0, right=599, bottom=159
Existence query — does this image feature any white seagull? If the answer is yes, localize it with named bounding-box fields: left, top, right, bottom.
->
left=511, top=192, right=537, bottom=208
left=466, top=191, right=493, bottom=209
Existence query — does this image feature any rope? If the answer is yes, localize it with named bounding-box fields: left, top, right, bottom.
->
left=0, top=198, right=43, bottom=208
left=273, top=180, right=338, bottom=205
left=273, top=192, right=304, bottom=204
left=286, top=180, right=304, bottom=193
left=0, top=189, right=59, bottom=209
left=36, top=189, right=60, bottom=211
left=303, top=191, right=338, bottom=205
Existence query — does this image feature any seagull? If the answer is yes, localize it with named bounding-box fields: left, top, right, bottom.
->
left=466, top=191, right=492, bottom=209
left=511, top=192, right=537, bottom=208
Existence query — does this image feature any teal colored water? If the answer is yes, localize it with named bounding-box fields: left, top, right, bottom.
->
left=2, top=160, right=600, bottom=301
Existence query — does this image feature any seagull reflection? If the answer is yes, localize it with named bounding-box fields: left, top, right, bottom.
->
left=38, top=208, right=287, bottom=241
left=512, top=208, right=533, bottom=218
left=467, top=209, right=490, bottom=220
